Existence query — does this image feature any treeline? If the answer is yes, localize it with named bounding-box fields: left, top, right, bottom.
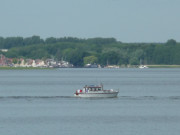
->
left=0, top=36, right=180, bottom=67
left=0, top=36, right=117, bottom=49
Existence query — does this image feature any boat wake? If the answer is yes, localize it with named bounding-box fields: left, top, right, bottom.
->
left=119, top=96, right=180, bottom=101
left=0, top=96, right=74, bottom=100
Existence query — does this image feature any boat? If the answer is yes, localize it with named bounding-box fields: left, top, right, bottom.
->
left=74, top=84, right=119, bottom=98
left=139, top=65, right=149, bottom=69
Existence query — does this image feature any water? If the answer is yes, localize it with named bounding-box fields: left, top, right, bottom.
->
left=0, top=68, right=180, bottom=135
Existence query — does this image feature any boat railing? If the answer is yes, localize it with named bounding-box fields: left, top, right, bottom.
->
left=103, top=89, right=119, bottom=93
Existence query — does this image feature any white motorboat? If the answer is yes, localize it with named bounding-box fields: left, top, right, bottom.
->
left=139, top=65, right=149, bottom=69
left=74, top=84, right=119, bottom=98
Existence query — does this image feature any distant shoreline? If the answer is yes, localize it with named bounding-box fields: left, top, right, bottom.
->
left=0, top=67, right=53, bottom=70
left=1, top=65, right=180, bottom=70
left=147, top=65, right=180, bottom=68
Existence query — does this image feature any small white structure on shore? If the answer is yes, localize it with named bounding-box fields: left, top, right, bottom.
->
left=139, top=65, right=148, bottom=68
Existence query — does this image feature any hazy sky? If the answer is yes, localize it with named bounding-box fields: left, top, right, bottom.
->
left=0, top=0, right=179, bottom=42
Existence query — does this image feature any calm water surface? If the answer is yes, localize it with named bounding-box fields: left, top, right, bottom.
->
left=0, top=68, right=180, bottom=135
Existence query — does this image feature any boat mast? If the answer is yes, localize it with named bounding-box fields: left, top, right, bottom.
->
left=100, top=83, right=103, bottom=90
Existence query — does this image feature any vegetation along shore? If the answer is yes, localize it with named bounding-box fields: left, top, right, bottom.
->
left=0, top=36, right=180, bottom=68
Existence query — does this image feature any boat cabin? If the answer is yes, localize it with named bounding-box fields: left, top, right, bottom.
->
left=84, top=85, right=103, bottom=91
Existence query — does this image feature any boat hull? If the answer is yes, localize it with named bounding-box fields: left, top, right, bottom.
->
left=74, top=92, right=118, bottom=98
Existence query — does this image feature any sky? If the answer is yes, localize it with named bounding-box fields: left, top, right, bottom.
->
left=0, top=0, right=180, bottom=42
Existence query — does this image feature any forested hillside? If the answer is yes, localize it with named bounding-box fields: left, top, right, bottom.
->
left=0, top=36, right=180, bottom=67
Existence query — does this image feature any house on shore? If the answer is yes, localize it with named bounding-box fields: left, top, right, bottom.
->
left=0, top=54, right=13, bottom=66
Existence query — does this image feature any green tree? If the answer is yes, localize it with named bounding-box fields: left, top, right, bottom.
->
left=0, top=37, right=4, bottom=49
left=66, top=49, right=87, bottom=67
left=100, top=51, right=119, bottom=65
left=45, top=37, right=57, bottom=44
left=24, top=36, right=43, bottom=45
left=55, top=49, right=62, bottom=60
left=83, top=56, right=98, bottom=65
left=166, top=39, right=176, bottom=46
left=130, top=49, right=144, bottom=65
left=12, top=58, right=18, bottom=64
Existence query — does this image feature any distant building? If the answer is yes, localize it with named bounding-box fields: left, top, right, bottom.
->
left=104, top=65, right=120, bottom=68
left=0, top=54, right=12, bottom=66
left=0, top=54, right=6, bottom=66
left=0, top=49, right=8, bottom=52
left=46, top=59, right=57, bottom=67
left=84, top=63, right=98, bottom=68
left=35, top=59, right=46, bottom=67
left=0, top=55, right=73, bottom=68
left=26, top=59, right=34, bottom=67
left=57, top=60, right=73, bottom=68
